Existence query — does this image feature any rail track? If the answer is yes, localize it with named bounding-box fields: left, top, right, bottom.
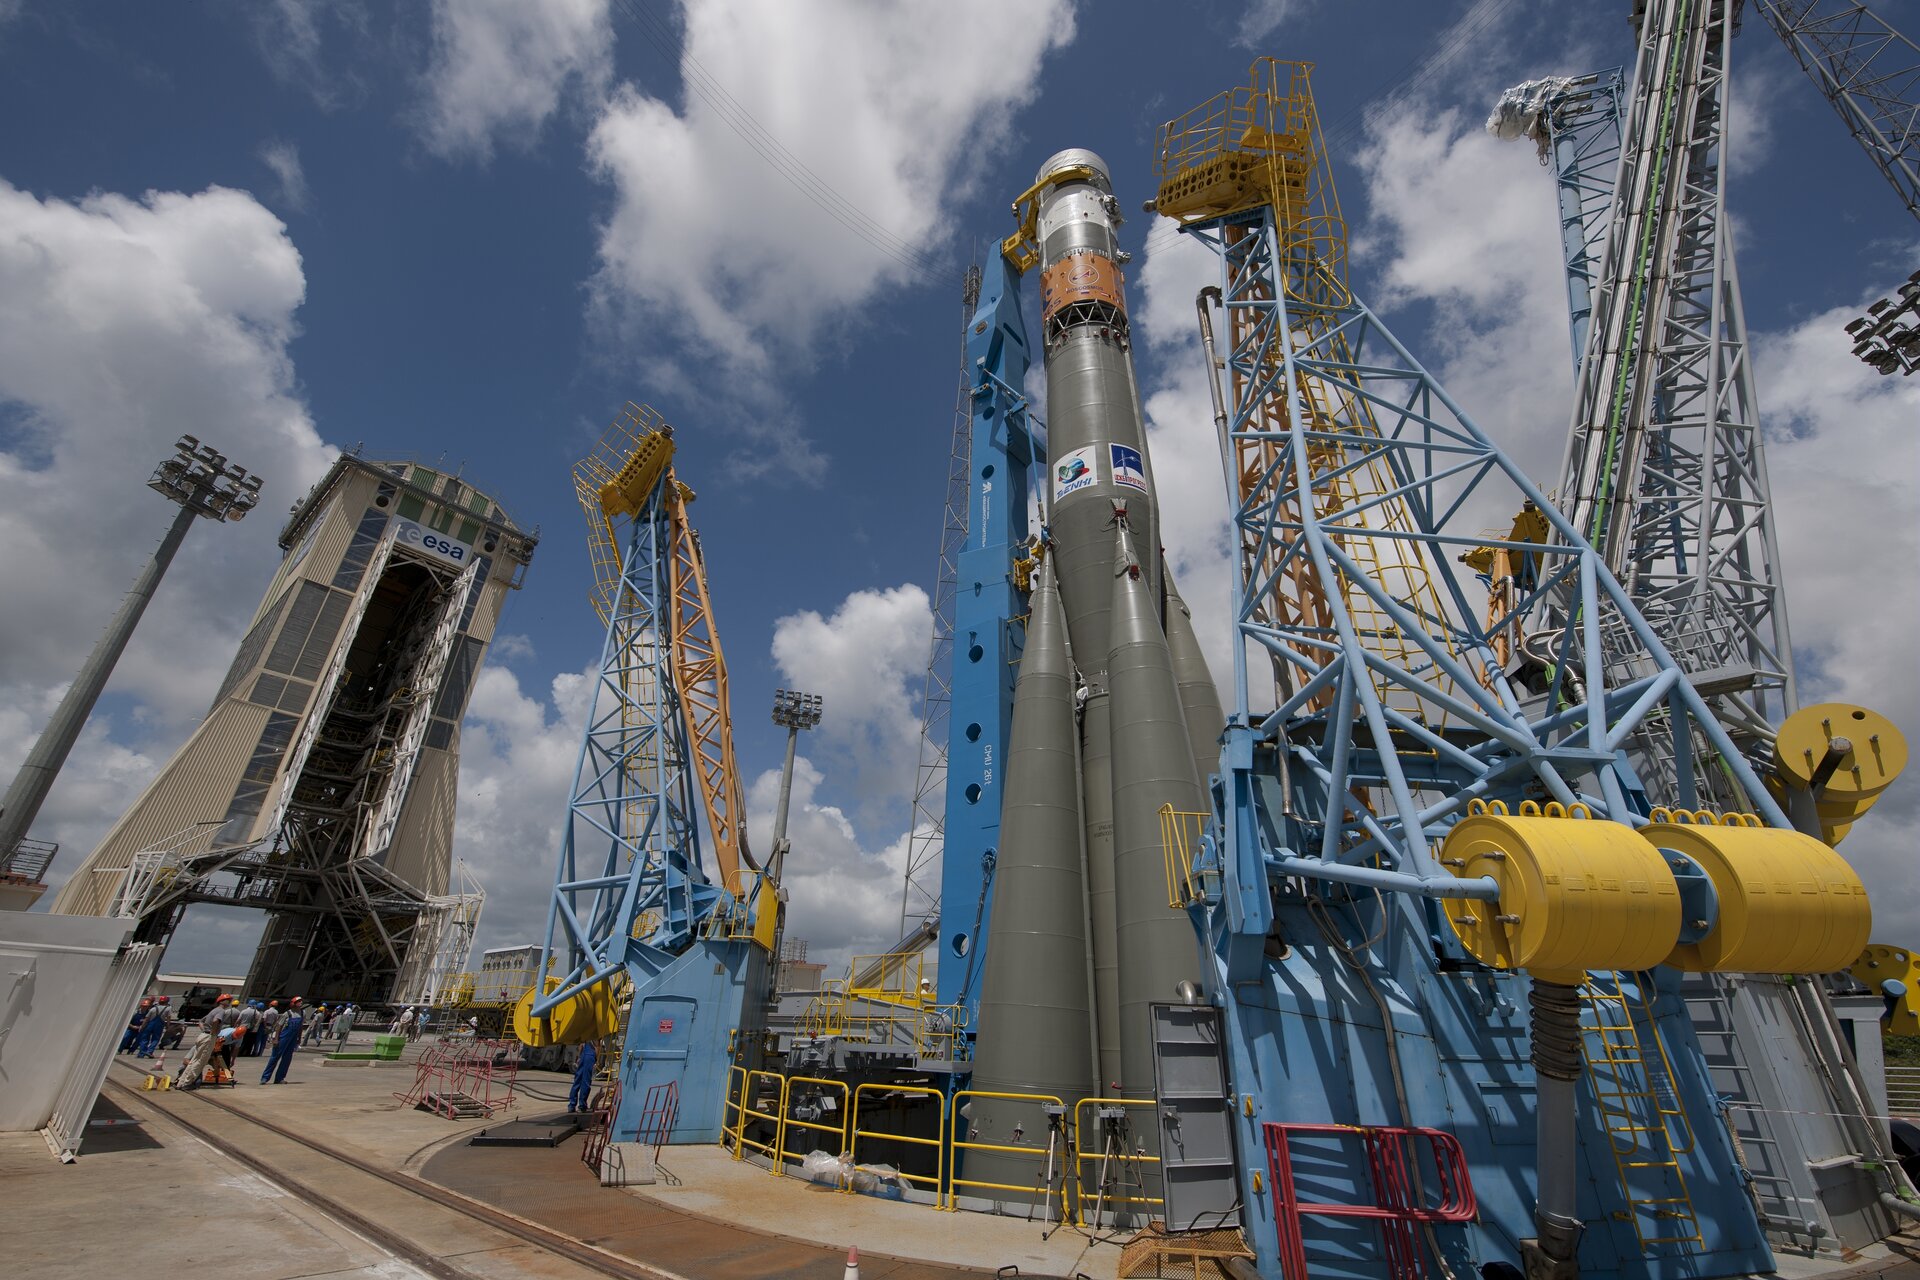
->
left=101, top=1072, right=688, bottom=1280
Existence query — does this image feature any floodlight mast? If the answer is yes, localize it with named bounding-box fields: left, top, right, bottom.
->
left=0, top=436, right=262, bottom=867
left=767, top=688, right=823, bottom=884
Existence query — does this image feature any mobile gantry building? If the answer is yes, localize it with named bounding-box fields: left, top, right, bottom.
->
left=50, top=452, right=535, bottom=1002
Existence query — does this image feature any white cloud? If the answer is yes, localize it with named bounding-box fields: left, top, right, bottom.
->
left=1354, top=104, right=1573, bottom=487
left=243, top=0, right=371, bottom=111
left=415, top=0, right=613, bottom=162
left=770, top=583, right=931, bottom=832
left=1237, top=0, right=1317, bottom=49
left=748, top=756, right=907, bottom=971
left=0, top=178, right=333, bottom=878
left=1133, top=217, right=1241, bottom=696
left=585, top=0, right=1074, bottom=478
left=258, top=140, right=310, bottom=213
left=449, top=665, right=594, bottom=953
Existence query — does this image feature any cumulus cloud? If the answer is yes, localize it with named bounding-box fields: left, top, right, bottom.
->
left=770, top=583, right=931, bottom=832
left=1353, top=104, right=1572, bottom=486
left=585, top=0, right=1074, bottom=479
left=415, top=0, right=612, bottom=162
left=1133, top=217, right=1240, bottom=694
left=0, top=178, right=333, bottom=884
left=258, top=140, right=310, bottom=213
left=748, top=756, right=908, bottom=970
left=448, top=665, right=595, bottom=953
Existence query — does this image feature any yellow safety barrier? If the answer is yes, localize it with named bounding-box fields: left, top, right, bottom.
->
left=1161, top=804, right=1210, bottom=907
left=775, top=1075, right=851, bottom=1175
left=1073, top=1097, right=1165, bottom=1226
left=949, top=1090, right=1070, bottom=1215
left=720, top=1065, right=749, bottom=1157
left=851, top=1082, right=946, bottom=1204
left=729, top=1069, right=788, bottom=1172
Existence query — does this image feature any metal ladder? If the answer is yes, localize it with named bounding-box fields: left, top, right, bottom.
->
left=1581, top=973, right=1703, bottom=1250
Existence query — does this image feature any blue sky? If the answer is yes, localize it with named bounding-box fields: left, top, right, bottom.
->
left=2, top=0, right=1914, bottom=978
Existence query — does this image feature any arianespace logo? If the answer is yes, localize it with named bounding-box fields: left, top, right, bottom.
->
left=1054, top=445, right=1098, bottom=502
left=1110, top=444, right=1147, bottom=494
left=395, top=518, right=472, bottom=566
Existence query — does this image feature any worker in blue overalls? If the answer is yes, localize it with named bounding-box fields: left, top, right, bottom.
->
left=567, top=1040, right=598, bottom=1114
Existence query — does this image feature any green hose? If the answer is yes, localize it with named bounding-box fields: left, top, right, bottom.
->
left=1589, top=0, right=1694, bottom=550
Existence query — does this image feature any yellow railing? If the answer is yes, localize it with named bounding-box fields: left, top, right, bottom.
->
left=1073, top=1097, right=1165, bottom=1226
left=1161, top=804, right=1211, bottom=908
left=949, top=1089, right=1069, bottom=1215
left=775, top=1076, right=851, bottom=1176
left=726, top=1068, right=787, bottom=1172
left=718, top=1071, right=1184, bottom=1222
left=851, top=1082, right=945, bottom=1204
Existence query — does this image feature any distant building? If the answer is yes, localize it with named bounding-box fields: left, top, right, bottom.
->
left=50, top=453, right=536, bottom=1002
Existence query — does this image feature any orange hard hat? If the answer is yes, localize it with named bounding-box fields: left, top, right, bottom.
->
left=268, top=1000, right=279, bottom=1007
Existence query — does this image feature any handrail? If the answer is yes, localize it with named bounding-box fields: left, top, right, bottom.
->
left=949, top=1090, right=1069, bottom=1214
left=776, top=1075, right=851, bottom=1176
left=850, top=1082, right=946, bottom=1204
left=728, top=1068, right=787, bottom=1171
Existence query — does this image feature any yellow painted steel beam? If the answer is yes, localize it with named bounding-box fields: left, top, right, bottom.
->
left=665, top=474, right=755, bottom=901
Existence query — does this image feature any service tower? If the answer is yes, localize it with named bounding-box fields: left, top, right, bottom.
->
left=51, top=453, right=535, bottom=1002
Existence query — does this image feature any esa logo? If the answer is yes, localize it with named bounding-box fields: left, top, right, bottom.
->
left=396, top=519, right=470, bottom=564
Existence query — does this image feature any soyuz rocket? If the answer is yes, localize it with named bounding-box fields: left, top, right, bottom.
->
left=966, top=150, right=1224, bottom=1204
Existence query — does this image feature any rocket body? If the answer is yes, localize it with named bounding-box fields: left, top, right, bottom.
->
left=968, top=148, right=1224, bottom=1215
left=1030, top=150, right=1169, bottom=1093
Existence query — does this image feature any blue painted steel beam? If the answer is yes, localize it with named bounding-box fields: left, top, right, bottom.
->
left=935, top=248, right=1042, bottom=1013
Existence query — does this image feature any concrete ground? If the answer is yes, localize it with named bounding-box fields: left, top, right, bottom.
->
left=7, top=1031, right=1919, bottom=1280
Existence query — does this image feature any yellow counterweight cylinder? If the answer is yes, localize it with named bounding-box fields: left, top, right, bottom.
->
left=513, top=977, right=620, bottom=1047
left=1850, top=943, right=1920, bottom=1035
left=1646, top=813, right=1870, bottom=973
left=1441, top=803, right=1681, bottom=985
left=1772, top=703, right=1908, bottom=846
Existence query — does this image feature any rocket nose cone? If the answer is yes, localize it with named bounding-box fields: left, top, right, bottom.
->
left=1035, top=148, right=1112, bottom=190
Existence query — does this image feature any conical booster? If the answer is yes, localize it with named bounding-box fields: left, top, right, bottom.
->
left=1165, top=574, right=1226, bottom=796
left=964, top=558, right=1095, bottom=1206
left=1107, top=508, right=1204, bottom=1102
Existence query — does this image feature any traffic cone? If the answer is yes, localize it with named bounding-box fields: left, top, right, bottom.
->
left=842, top=1245, right=859, bottom=1280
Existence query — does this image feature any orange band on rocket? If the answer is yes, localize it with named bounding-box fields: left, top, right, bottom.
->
left=1041, top=251, right=1126, bottom=322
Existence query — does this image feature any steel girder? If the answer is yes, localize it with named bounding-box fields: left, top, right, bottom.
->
left=535, top=475, right=710, bottom=1014
left=1559, top=0, right=1794, bottom=804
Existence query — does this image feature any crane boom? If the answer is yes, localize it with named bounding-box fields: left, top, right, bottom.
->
left=665, top=478, right=756, bottom=896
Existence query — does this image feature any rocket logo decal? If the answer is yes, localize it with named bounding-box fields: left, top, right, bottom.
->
left=1110, top=444, right=1147, bottom=494
left=1054, top=445, right=1098, bottom=502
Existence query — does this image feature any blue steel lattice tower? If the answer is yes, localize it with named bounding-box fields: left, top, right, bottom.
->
left=1153, top=59, right=1879, bottom=1279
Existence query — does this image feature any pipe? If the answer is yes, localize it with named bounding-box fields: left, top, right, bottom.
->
left=1530, top=978, right=1585, bottom=1266
left=1268, top=855, right=1500, bottom=901
left=1195, top=287, right=1238, bottom=508
left=1881, top=1193, right=1920, bottom=1222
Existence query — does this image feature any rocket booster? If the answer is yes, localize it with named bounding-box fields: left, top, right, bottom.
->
left=963, top=558, right=1096, bottom=1202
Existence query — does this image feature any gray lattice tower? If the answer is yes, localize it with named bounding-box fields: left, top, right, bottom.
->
left=1559, top=0, right=1794, bottom=802
left=1758, top=0, right=1919, bottom=222
left=896, top=265, right=982, bottom=934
